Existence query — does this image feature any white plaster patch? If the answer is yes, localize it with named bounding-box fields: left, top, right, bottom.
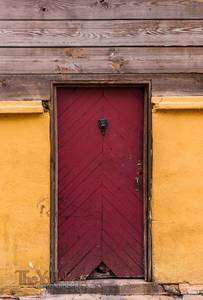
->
left=28, top=261, right=34, bottom=269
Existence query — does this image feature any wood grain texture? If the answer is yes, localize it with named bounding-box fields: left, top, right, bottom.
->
left=0, top=47, right=203, bottom=74
left=0, top=0, right=203, bottom=20
left=57, top=87, right=144, bottom=280
left=0, top=20, right=203, bottom=46
left=1, top=74, right=203, bottom=101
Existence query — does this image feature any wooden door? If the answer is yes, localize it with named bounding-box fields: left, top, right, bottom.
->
left=57, top=87, right=144, bottom=281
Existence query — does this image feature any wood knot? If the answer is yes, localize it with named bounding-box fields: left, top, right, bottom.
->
left=41, top=6, right=47, bottom=12
left=0, top=80, right=7, bottom=87
left=98, top=0, right=109, bottom=8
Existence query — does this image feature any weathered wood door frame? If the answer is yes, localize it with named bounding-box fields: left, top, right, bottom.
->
left=50, top=75, right=152, bottom=283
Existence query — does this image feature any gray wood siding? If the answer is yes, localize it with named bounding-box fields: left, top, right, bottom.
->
left=1, top=20, right=203, bottom=47
left=0, top=0, right=202, bottom=20
left=1, top=48, right=203, bottom=74
left=0, top=0, right=203, bottom=100
left=1, top=74, right=203, bottom=100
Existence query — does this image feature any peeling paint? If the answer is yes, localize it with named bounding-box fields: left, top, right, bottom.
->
left=57, top=63, right=81, bottom=73
left=109, top=49, right=125, bottom=73
left=37, top=198, right=49, bottom=217
left=64, top=48, right=88, bottom=58
left=28, top=262, right=33, bottom=269
left=111, top=60, right=124, bottom=73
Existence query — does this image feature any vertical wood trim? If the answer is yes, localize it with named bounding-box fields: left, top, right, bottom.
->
left=147, top=83, right=153, bottom=281
left=143, top=81, right=152, bottom=281
left=50, top=83, right=59, bottom=282
left=50, top=77, right=152, bottom=283
left=143, top=87, right=148, bottom=280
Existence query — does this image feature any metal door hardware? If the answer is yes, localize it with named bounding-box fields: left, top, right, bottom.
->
left=135, top=176, right=141, bottom=192
left=98, top=118, right=108, bottom=136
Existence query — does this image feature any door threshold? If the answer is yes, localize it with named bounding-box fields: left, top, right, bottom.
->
left=46, top=279, right=164, bottom=295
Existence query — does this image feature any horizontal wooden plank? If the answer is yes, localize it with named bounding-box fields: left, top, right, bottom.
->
left=0, top=47, right=203, bottom=74
left=0, top=20, right=203, bottom=46
left=0, top=0, right=203, bottom=20
left=0, top=74, right=203, bottom=100
left=0, top=101, right=43, bottom=113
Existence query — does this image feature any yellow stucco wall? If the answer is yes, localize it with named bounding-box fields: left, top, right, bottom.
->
left=1, top=99, right=203, bottom=295
left=152, top=108, right=203, bottom=283
left=0, top=112, right=50, bottom=295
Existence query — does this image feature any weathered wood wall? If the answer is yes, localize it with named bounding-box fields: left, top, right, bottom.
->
left=1, top=0, right=203, bottom=19
left=0, top=0, right=203, bottom=99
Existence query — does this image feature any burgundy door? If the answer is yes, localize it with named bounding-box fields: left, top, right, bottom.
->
left=57, top=87, right=144, bottom=280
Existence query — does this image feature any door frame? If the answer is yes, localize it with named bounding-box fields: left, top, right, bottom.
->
left=50, top=75, right=152, bottom=283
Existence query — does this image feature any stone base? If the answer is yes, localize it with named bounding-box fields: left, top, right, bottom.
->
left=1, top=281, right=203, bottom=299
left=11, top=295, right=203, bottom=300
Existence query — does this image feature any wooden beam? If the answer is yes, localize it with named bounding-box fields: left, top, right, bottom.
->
left=0, top=48, right=203, bottom=74
left=0, top=0, right=202, bottom=20
left=0, top=74, right=203, bottom=101
left=0, top=101, right=44, bottom=113
left=0, top=20, right=203, bottom=47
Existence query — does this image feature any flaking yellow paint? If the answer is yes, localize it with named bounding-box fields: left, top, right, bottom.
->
left=152, top=109, right=203, bottom=283
left=0, top=113, right=50, bottom=294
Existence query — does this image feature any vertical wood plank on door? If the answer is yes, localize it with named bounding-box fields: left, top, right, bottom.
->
left=57, top=87, right=144, bottom=280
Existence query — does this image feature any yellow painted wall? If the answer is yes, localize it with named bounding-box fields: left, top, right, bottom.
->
left=0, top=112, right=50, bottom=295
left=1, top=99, right=203, bottom=295
left=152, top=108, right=203, bottom=283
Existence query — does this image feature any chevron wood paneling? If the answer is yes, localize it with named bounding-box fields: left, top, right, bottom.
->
left=57, top=87, right=144, bottom=280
